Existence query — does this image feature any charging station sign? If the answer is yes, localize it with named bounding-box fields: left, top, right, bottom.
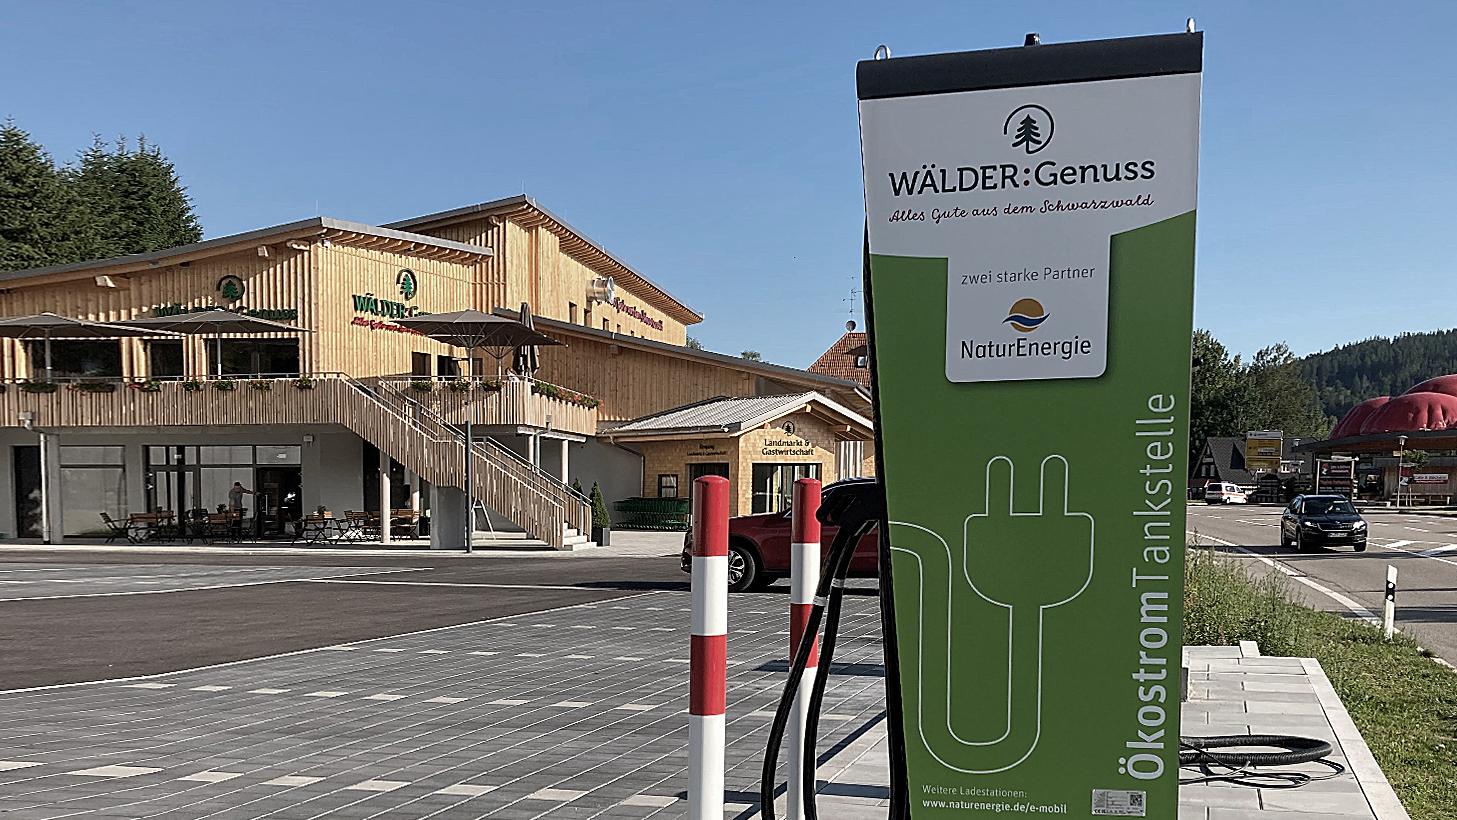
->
left=858, top=34, right=1202, bottom=818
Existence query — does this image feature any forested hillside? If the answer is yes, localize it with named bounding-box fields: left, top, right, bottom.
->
left=1300, top=329, right=1457, bottom=418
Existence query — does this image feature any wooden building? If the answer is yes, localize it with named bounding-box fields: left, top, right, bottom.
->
left=0, top=196, right=873, bottom=547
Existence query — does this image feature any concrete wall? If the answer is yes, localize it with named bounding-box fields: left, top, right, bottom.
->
left=570, top=438, right=644, bottom=525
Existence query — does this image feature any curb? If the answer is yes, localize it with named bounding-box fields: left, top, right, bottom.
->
left=0, top=544, right=580, bottom=559
left=1300, top=657, right=1412, bottom=820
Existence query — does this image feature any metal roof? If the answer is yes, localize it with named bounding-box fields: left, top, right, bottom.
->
left=0, top=217, right=493, bottom=284
left=607, top=391, right=874, bottom=440
left=610, top=393, right=819, bottom=435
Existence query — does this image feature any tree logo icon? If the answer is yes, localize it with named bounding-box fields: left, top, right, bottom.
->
left=396, top=269, right=419, bottom=301
left=1003, top=104, right=1054, bottom=155
left=216, top=275, right=246, bottom=303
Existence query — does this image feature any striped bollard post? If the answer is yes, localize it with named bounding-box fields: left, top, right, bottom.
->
left=1383, top=565, right=1398, bottom=641
left=788, top=477, right=822, bottom=820
left=689, top=475, right=729, bottom=819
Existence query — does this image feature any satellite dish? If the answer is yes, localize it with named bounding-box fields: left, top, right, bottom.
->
left=845, top=320, right=857, bottom=332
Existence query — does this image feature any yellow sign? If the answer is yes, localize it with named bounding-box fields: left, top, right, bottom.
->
left=1244, top=431, right=1282, bottom=473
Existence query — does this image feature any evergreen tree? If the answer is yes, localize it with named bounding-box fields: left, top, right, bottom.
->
left=1189, top=329, right=1246, bottom=462
left=0, top=120, right=70, bottom=270
left=741, top=350, right=762, bottom=361
left=1244, top=343, right=1329, bottom=438
left=70, top=134, right=202, bottom=258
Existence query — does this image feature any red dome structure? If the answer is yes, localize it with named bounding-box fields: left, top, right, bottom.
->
left=1330, top=396, right=1390, bottom=439
left=1405, top=375, right=1457, bottom=398
left=1360, top=391, right=1457, bottom=435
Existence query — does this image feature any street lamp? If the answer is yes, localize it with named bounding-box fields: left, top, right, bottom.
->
left=1396, top=435, right=1408, bottom=510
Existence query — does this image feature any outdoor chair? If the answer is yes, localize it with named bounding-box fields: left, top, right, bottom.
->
left=390, top=508, right=421, bottom=539
left=100, top=512, right=133, bottom=544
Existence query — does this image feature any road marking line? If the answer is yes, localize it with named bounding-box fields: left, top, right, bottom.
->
left=248, top=688, right=290, bottom=694
left=0, top=761, right=43, bottom=772
left=1381, top=540, right=1415, bottom=549
left=374, top=648, right=406, bottom=653
left=565, top=654, right=594, bottom=660
left=263, top=775, right=325, bottom=786
left=125, top=682, right=175, bottom=689
left=179, top=770, right=244, bottom=783
left=1405, top=526, right=1430, bottom=532
left=0, top=591, right=660, bottom=697
left=468, top=651, right=498, bottom=656
left=1418, top=544, right=1457, bottom=557
left=1189, top=531, right=1378, bottom=623
left=552, top=700, right=591, bottom=708
left=419, top=649, right=449, bottom=654
left=0, top=567, right=423, bottom=602
left=424, top=696, right=467, bottom=704
left=615, top=703, right=656, bottom=711
left=612, top=656, right=645, bottom=662
left=435, top=783, right=499, bottom=796
left=304, top=691, right=349, bottom=698
left=298, top=579, right=596, bottom=591
left=516, top=652, right=545, bottom=658
left=488, top=698, right=530, bottom=706
left=66, top=765, right=162, bottom=778
left=363, top=693, right=407, bottom=701
left=189, top=685, right=230, bottom=692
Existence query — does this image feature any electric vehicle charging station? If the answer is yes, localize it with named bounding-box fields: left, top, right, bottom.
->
left=855, top=31, right=1203, bottom=819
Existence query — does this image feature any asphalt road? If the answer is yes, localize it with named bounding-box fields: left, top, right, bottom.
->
left=0, top=551, right=687, bottom=690
left=1187, top=503, right=1457, bottom=663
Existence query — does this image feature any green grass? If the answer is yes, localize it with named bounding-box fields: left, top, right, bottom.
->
left=1184, top=548, right=1457, bottom=819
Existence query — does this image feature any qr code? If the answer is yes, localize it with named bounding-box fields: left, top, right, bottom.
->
left=1091, top=789, right=1147, bottom=817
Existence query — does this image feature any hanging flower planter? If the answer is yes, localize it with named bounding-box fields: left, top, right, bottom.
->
left=21, top=381, right=58, bottom=394
left=248, top=380, right=273, bottom=391
left=447, top=378, right=471, bottom=393
left=212, top=379, right=238, bottom=392
left=410, top=379, right=434, bottom=393
left=67, top=382, right=118, bottom=394
left=128, top=380, right=163, bottom=393
left=293, top=376, right=316, bottom=390
left=182, top=379, right=204, bottom=392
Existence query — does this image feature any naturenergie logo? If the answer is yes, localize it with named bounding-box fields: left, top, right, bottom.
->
left=1003, top=298, right=1048, bottom=332
left=1004, top=104, right=1053, bottom=154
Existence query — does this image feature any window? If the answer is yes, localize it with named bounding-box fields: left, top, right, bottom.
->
left=569, top=303, right=578, bottom=324
left=602, top=319, right=610, bottom=331
left=218, top=339, right=299, bottom=377
left=689, top=463, right=729, bottom=482
left=657, top=474, right=679, bottom=498
left=837, top=441, right=865, bottom=479
left=28, top=339, right=122, bottom=381
left=436, top=355, right=459, bottom=378
left=616, top=324, right=622, bottom=334
left=751, top=463, right=821, bottom=514
left=148, top=340, right=184, bottom=379
left=854, top=355, right=868, bottom=368
left=59, top=445, right=126, bottom=536
left=411, top=352, right=431, bottom=377
left=584, top=305, right=592, bottom=327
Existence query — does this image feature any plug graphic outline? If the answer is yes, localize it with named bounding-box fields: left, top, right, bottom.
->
left=889, top=454, right=1094, bottom=774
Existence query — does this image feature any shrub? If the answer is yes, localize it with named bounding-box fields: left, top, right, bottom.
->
left=212, top=379, right=238, bottom=392
left=248, top=380, right=273, bottom=391
left=1183, top=545, right=1306, bottom=656
left=409, top=379, right=434, bottom=393
left=66, top=382, right=117, bottom=393
left=293, top=376, right=315, bottom=390
left=589, top=482, right=611, bottom=529
left=20, top=381, right=58, bottom=394
left=128, top=380, right=163, bottom=393
left=182, top=379, right=204, bottom=392
left=447, top=378, right=471, bottom=392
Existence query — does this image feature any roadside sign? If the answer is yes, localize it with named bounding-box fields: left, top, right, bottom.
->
left=859, top=32, right=1202, bottom=818
left=1244, top=431, right=1283, bottom=474
left=1315, top=459, right=1356, bottom=495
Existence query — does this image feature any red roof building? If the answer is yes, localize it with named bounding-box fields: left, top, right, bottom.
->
left=808, top=331, right=870, bottom=389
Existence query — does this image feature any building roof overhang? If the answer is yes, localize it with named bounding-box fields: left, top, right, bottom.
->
left=0, top=217, right=492, bottom=290
left=1293, top=429, right=1457, bottom=455
left=385, top=194, right=703, bottom=326
left=604, top=390, right=873, bottom=443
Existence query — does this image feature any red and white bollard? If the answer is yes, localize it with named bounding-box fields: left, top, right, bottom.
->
left=689, top=475, right=729, bottom=819
left=787, top=478, right=821, bottom=820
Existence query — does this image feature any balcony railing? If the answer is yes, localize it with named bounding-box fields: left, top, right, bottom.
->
left=378, top=376, right=598, bottom=436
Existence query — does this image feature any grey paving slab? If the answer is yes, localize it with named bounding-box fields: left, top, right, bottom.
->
left=0, top=591, right=884, bottom=819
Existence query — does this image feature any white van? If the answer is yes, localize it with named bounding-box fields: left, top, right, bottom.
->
left=1204, top=481, right=1249, bottom=505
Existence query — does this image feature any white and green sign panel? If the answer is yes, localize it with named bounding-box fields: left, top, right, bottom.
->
left=857, top=34, right=1202, bottom=818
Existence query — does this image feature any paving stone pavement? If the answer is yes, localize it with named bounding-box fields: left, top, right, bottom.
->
left=0, top=563, right=417, bottom=601
left=0, top=589, right=886, bottom=818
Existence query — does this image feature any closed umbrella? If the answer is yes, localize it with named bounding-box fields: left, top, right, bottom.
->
left=512, top=302, right=540, bottom=377
left=394, top=310, right=562, bottom=551
left=0, top=312, right=181, bottom=381
left=121, top=308, right=309, bottom=376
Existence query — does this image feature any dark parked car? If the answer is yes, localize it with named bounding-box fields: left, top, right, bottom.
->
left=1280, top=494, right=1368, bottom=553
left=680, top=478, right=880, bottom=591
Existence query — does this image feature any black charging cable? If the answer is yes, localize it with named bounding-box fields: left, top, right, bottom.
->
left=759, top=483, right=882, bottom=820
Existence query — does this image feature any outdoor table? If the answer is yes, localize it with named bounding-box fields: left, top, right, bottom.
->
left=127, top=512, right=176, bottom=542
left=293, top=514, right=341, bottom=545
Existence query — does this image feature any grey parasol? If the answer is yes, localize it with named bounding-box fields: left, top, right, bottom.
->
left=121, top=308, right=309, bottom=376
left=0, top=312, right=182, bottom=381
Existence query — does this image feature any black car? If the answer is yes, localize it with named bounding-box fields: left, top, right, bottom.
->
left=1279, top=494, right=1368, bottom=553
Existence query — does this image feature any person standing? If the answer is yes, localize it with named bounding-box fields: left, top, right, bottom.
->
left=228, top=481, right=254, bottom=512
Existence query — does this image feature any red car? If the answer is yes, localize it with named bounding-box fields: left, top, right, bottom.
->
left=679, top=478, right=881, bottom=592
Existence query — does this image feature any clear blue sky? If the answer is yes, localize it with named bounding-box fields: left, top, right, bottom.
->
left=4, top=1, right=1453, bottom=367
